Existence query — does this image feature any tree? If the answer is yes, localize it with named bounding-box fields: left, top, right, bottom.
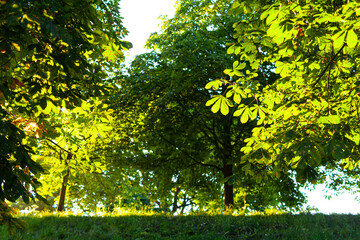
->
left=0, top=0, right=128, bottom=230
left=29, top=100, right=115, bottom=212
left=207, top=0, right=360, bottom=192
left=113, top=0, right=305, bottom=212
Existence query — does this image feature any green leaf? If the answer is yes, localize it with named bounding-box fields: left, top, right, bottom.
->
left=234, top=106, right=245, bottom=117
left=309, top=147, right=321, bottom=165
left=318, top=115, right=341, bottom=124
left=103, top=43, right=122, bottom=62
left=233, top=60, right=239, bottom=69
left=258, top=108, right=265, bottom=120
left=226, top=90, right=234, bottom=98
left=333, top=31, right=346, bottom=49
left=211, top=98, right=221, bottom=113
left=224, top=69, right=233, bottom=76
left=234, top=70, right=242, bottom=76
left=241, top=146, right=252, bottom=153
left=227, top=45, right=235, bottom=54
left=249, top=107, right=257, bottom=120
left=205, top=80, right=222, bottom=90
left=347, top=29, right=358, bottom=49
left=220, top=101, right=230, bottom=115
left=234, top=92, right=241, bottom=104
left=236, top=62, right=246, bottom=70
left=283, top=109, right=292, bottom=120
left=72, top=107, right=86, bottom=114
left=42, top=100, right=53, bottom=115
left=241, top=108, right=250, bottom=123
left=0, top=136, right=10, bottom=157
left=206, top=96, right=220, bottom=107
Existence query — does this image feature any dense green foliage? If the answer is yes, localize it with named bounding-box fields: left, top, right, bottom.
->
left=111, top=0, right=305, bottom=213
left=0, top=0, right=128, bottom=230
left=207, top=0, right=360, bottom=190
left=2, top=213, right=360, bottom=239
left=2, top=0, right=360, bottom=235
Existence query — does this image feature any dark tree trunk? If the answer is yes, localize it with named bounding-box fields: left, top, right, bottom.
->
left=171, top=187, right=181, bottom=214
left=223, top=163, right=234, bottom=210
left=57, top=153, right=72, bottom=212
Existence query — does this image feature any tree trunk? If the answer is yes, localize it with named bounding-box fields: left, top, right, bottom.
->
left=171, top=187, right=181, bottom=214
left=180, top=200, right=186, bottom=214
left=223, top=163, right=234, bottom=210
left=57, top=153, right=72, bottom=212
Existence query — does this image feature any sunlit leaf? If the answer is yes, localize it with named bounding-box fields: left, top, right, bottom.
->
left=318, top=115, right=341, bottom=124
left=211, top=98, right=221, bottom=113
left=347, top=29, right=358, bottom=48
left=206, top=96, right=220, bottom=107
left=220, top=101, right=230, bottom=115
left=240, top=107, right=250, bottom=123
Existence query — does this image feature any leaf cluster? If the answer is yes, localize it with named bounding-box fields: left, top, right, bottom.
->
left=208, top=0, right=360, bottom=188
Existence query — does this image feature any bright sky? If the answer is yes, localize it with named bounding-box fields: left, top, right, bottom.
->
left=120, top=0, right=177, bottom=62
left=119, top=0, right=360, bottom=214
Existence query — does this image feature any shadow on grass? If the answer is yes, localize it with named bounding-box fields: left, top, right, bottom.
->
left=1, top=214, right=360, bottom=239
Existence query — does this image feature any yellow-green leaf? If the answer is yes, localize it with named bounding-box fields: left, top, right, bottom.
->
left=226, top=90, right=234, bottom=98
left=318, top=115, right=341, bottom=124
left=333, top=31, right=346, bottom=49
left=283, top=109, right=292, bottom=120
left=206, top=97, right=219, bottom=107
left=42, top=100, right=53, bottom=115
left=234, top=93, right=241, bottom=104
left=233, top=60, right=239, bottom=69
left=227, top=45, right=235, bottom=54
left=235, top=62, right=246, bottom=70
left=205, top=80, right=222, bottom=90
left=221, top=101, right=230, bottom=115
left=347, top=29, right=358, bottom=49
left=258, top=108, right=265, bottom=120
left=211, top=98, right=221, bottom=113
left=241, top=108, right=249, bottom=123
left=234, top=106, right=246, bottom=117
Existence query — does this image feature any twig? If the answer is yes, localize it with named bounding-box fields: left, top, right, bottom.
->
left=312, top=44, right=346, bottom=88
left=46, top=138, right=72, bottom=154
left=157, top=133, right=222, bottom=171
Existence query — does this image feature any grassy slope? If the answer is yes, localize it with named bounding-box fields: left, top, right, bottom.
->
left=1, top=214, right=360, bottom=240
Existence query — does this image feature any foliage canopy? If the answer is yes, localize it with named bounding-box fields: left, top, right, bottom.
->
left=0, top=0, right=128, bottom=231
left=112, top=0, right=305, bottom=213
left=207, top=0, right=360, bottom=190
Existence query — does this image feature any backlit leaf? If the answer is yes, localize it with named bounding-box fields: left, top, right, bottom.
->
left=347, top=29, right=358, bottom=48
left=211, top=98, right=221, bottom=113
left=221, top=102, right=229, bottom=115
left=241, top=107, right=250, bottom=123
left=206, top=96, right=220, bottom=107
left=318, top=115, right=341, bottom=124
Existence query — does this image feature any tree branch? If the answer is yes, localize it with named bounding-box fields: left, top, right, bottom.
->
left=312, top=44, right=346, bottom=88
left=45, top=138, right=72, bottom=154
left=156, top=133, right=222, bottom=171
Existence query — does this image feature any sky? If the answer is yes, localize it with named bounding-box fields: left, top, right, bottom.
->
left=119, top=0, right=360, bottom=214
left=120, top=0, right=177, bottom=62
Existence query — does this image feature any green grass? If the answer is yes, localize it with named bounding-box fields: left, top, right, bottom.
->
left=1, top=213, right=360, bottom=239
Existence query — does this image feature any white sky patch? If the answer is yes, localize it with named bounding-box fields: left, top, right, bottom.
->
left=118, top=0, right=360, bottom=214
left=120, top=0, right=177, bottom=62
left=304, top=185, right=360, bottom=214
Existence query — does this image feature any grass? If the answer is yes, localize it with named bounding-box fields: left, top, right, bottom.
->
left=1, top=211, right=360, bottom=239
